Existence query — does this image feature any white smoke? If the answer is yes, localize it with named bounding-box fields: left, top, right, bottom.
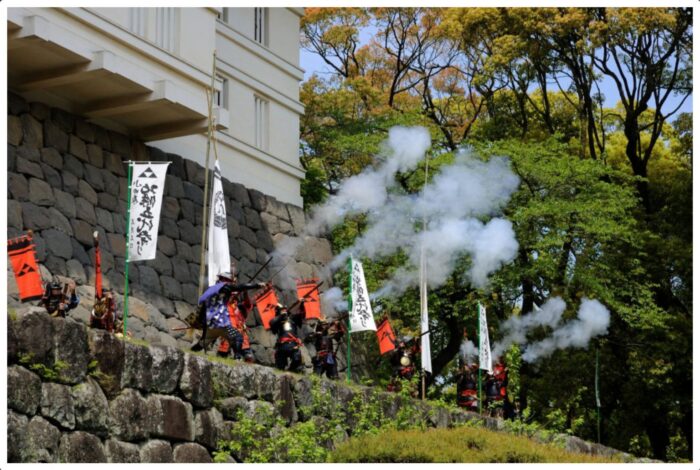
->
left=521, top=298, right=610, bottom=362
left=460, top=340, right=478, bottom=363
left=320, top=286, right=347, bottom=318
left=493, top=297, right=610, bottom=363
left=304, top=126, right=521, bottom=298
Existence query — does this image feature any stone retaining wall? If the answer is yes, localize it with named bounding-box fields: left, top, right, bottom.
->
left=7, top=311, right=645, bottom=463
left=6, top=92, right=364, bottom=373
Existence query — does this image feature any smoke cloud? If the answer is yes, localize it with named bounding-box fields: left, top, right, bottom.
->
left=460, top=340, right=478, bottom=363
left=493, top=297, right=610, bottom=363
left=302, top=126, right=521, bottom=298
left=320, top=286, right=347, bottom=318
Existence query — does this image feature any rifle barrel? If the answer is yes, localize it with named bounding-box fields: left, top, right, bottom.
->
left=247, top=257, right=273, bottom=282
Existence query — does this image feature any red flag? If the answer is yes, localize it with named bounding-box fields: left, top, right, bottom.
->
left=8, top=232, right=44, bottom=301
left=376, top=318, right=397, bottom=355
left=254, top=286, right=279, bottom=330
left=94, top=232, right=102, bottom=299
left=296, top=278, right=321, bottom=320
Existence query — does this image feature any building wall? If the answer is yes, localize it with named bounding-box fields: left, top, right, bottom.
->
left=8, top=7, right=305, bottom=206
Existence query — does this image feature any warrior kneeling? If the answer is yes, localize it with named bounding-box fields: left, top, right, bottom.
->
left=91, top=288, right=117, bottom=332
left=39, top=279, right=79, bottom=317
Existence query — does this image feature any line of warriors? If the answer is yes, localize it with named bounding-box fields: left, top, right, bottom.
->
left=455, top=358, right=510, bottom=418
left=37, top=278, right=119, bottom=333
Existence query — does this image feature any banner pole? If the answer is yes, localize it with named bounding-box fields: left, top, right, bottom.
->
left=346, top=256, right=352, bottom=383
left=596, top=345, right=601, bottom=443
left=197, top=50, right=217, bottom=297
left=123, top=163, right=133, bottom=338
left=478, top=302, right=482, bottom=415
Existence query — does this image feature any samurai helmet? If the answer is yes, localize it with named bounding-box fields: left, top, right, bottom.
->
left=217, top=272, right=234, bottom=282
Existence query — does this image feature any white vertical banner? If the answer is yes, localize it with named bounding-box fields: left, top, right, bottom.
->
left=207, top=160, right=230, bottom=286
left=349, top=257, right=377, bottom=332
left=128, top=162, right=170, bottom=261
left=420, top=246, right=432, bottom=374
left=478, top=302, right=493, bottom=373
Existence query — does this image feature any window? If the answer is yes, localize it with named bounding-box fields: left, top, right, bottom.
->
left=254, top=7, right=267, bottom=45
left=214, top=76, right=228, bottom=110
left=128, top=8, right=147, bottom=37
left=254, top=95, right=269, bottom=151
left=155, top=8, right=178, bottom=53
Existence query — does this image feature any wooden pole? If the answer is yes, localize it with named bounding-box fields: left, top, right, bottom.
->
left=197, top=50, right=218, bottom=297
left=123, top=163, right=133, bottom=338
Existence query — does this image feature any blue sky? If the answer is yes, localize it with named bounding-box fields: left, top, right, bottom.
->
left=300, top=35, right=692, bottom=120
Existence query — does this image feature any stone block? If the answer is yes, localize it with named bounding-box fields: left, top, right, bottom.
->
left=138, top=265, right=161, bottom=294
left=182, top=283, right=199, bottom=305
left=162, top=195, right=180, bottom=219
left=105, top=439, right=140, bottom=463
left=255, top=229, right=275, bottom=252
left=160, top=217, right=180, bottom=239
left=52, top=107, right=75, bottom=133
left=54, top=189, right=76, bottom=219
left=161, top=276, right=182, bottom=300
left=179, top=354, right=213, bottom=409
left=41, top=163, right=63, bottom=193
left=147, top=252, right=172, bottom=276
left=219, top=396, right=251, bottom=420
left=210, top=362, right=256, bottom=400
left=71, top=219, right=94, bottom=246
left=14, top=310, right=56, bottom=366
left=51, top=317, right=89, bottom=384
left=87, top=329, right=124, bottom=399
left=69, top=135, right=88, bottom=162
left=173, top=443, right=212, bottom=463
left=76, top=120, right=96, bottom=143
left=260, top=212, right=280, bottom=234
left=17, top=143, right=41, bottom=162
left=41, top=147, right=63, bottom=169
left=180, top=197, right=196, bottom=223
left=185, top=158, right=205, bottom=185
left=21, top=113, right=43, bottom=148
left=44, top=120, right=69, bottom=152
left=110, top=131, right=131, bottom=157
left=87, top=143, right=103, bottom=168
left=58, top=431, right=107, bottom=463
left=244, top=207, right=262, bottom=229
left=66, top=259, right=87, bottom=284
left=84, top=163, right=104, bottom=191
left=8, top=199, right=23, bottom=229
left=104, top=151, right=126, bottom=176
left=95, top=127, right=111, bottom=150
left=165, top=174, right=185, bottom=198
left=25, top=416, right=61, bottom=463
left=194, top=407, right=223, bottom=449
left=177, top=219, right=200, bottom=244
left=239, top=240, right=257, bottom=263
left=8, top=114, right=23, bottom=145
left=44, top=229, right=72, bottom=259
left=95, top=207, right=114, bottom=232
left=239, top=225, right=258, bottom=247
left=149, top=345, right=184, bottom=393
left=71, top=377, right=109, bottom=437
left=62, top=171, right=79, bottom=195
left=9, top=172, right=29, bottom=201
left=108, top=388, right=153, bottom=441
left=121, top=342, right=153, bottom=392
left=78, top=179, right=98, bottom=205
left=16, top=151, right=44, bottom=178
left=248, top=188, right=266, bottom=211
left=97, top=192, right=119, bottom=212
left=8, top=365, right=42, bottom=415
left=112, top=212, right=126, bottom=234
left=140, top=439, right=173, bottom=463
left=148, top=394, right=195, bottom=441
left=64, top=154, right=85, bottom=180
left=158, top=235, right=176, bottom=257
left=8, top=410, right=28, bottom=462
left=40, top=382, right=75, bottom=429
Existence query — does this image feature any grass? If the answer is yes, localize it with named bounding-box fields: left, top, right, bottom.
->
left=329, top=426, right=623, bottom=463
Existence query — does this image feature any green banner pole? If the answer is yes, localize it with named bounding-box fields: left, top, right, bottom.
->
left=478, top=302, right=482, bottom=415
left=346, top=256, right=352, bottom=383
left=123, top=162, right=133, bottom=338
left=596, top=345, right=601, bottom=443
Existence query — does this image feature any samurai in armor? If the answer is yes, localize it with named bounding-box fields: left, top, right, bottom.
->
left=39, top=279, right=79, bottom=317
left=269, top=303, right=305, bottom=372
left=387, top=336, right=420, bottom=393
left=456, top=360, right=479, bottom=412
left=311, top=318, right=346, bottom=379
left=90, top=288, right=117, bottom=332
left=191, top=272, right=265, bottom=353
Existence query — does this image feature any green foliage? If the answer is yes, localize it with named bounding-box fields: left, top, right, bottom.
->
left=329, top=426, right=621, bottom=463
left=19, top=353, right=68, bottom=382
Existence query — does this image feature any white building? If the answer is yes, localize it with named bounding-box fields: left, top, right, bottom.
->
left=8, top=7, right=305, bottom=206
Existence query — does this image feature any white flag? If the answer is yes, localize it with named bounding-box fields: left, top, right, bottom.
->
left=128, top=162, right=170, bottom=261
left=349, top=257, right=377, bottom=332
left=208, top=160, right=230, bottom=286
left=420, top=246, right=432, bottom=373
left=478, top=302, right=493, bottom=373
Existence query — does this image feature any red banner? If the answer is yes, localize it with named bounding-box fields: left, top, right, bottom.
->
left=255, top=286, right=279, bottom=330
left=376, top=318, right=397, bottom=355
left=8, top=233, right=43, bottom=301
left=296, top=278, right=321, bottom=320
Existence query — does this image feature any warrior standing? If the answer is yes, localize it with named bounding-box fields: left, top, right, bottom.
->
left=311, top=317, right=346, bottom=379
left=191, top=272, right=265, bottom=353
left=270, top=302, right=305, bottom=372
left=216, top=271, right=257, bottom=362
left=387, top=336, right=420, bottom=393
left=456, top=361, right=479, bottom=412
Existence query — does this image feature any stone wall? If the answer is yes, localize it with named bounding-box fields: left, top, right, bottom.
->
left=7, top=311, right=645, bottom=463
left=6, top=92, right=350, bottom=372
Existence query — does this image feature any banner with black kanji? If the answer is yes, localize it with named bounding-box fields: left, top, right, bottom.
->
left=128, top=162, right=170, bottom=261
left=8, top=233, right=43, bottom=301
left=349, top=257, right=376, bottom=332
left=296, top=278, right=322, bottom=320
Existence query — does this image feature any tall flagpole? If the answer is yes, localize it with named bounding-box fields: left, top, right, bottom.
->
left=420, top=152, right=429, bottom=400
left=346, top=255, right=352, bottom=383
left=197, top=50, right=217, bottom=297
left=123, top=162, right=133, bottom=338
